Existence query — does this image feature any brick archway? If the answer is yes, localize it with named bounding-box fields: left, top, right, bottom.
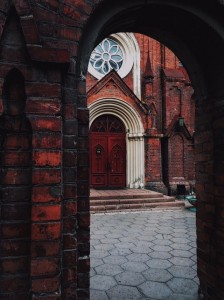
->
left=0, top=1, right=224, bottom=299
left=77, top=1, right=224, bottom=299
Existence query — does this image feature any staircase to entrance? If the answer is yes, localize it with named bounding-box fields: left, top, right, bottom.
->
left=90, top=188, right=185, bottom=213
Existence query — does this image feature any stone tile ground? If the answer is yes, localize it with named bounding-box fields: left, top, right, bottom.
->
left=90, top=209, right=198, bottom=300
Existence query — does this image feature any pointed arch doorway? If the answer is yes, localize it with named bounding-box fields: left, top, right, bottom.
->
left=90, top=114, right=126, bottom=188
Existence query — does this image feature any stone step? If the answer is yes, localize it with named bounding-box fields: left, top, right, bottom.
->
left=90, top=192, right=164, bottom=200
left=90, top=196, right=176, bottom=206
left=91, top=200, right=185, bottom=213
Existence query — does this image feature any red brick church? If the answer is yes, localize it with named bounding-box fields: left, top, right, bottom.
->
left=87, top=33, right=195, bottom=195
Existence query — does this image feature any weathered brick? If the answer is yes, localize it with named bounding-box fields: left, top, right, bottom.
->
left=1, top=257, right=29, bottom=274
left=26, top=99, right=61, bottom=115
left=32, top=223, right=61, bottom=240
left=32, top=186, right=61, bottom=203
left=30, top=117, right=61, bottom=132
left=32, top=169, right=61, bottom=184
left=33, top=132, right=62, bottom=149
left=32, top=205, right=61, bottom=222
left=31, top=241, right=60, bottom=257
left=32, top=277, right=60, bottom=293
left=31, top=258, right=59, bottom=276
left=33, top=150, right=61, bottom=167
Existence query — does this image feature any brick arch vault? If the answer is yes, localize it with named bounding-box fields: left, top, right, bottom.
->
left=77, top=1, right=224, bottom=299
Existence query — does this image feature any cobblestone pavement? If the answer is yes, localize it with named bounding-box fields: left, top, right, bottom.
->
left=90, top=209, right=198, bottom=300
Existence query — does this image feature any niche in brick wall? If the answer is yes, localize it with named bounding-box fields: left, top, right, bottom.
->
left=0, top=69, right=32, bottom=299
left=170, top=134, right=184, bottom=179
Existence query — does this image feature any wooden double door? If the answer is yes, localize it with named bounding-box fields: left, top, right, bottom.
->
left=90, top=115, right=126, bottom=188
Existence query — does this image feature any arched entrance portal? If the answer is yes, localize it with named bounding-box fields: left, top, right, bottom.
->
left=90, top=114, right=126, bottom=188
left=89, top=98, right=145, bottom=188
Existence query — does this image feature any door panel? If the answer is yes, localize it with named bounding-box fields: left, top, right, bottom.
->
left=90, top=115, right=126, bottom=188
left=90, top=135, right=107, bottom=187
left=108, top=137, right=126, bottom=187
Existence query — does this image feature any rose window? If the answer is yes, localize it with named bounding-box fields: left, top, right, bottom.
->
left=89, top=38, right=124, bottom=75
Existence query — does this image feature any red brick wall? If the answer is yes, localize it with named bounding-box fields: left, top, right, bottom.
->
left=86, top=33, right=195, bottom=193
left=0, top=1, right=223, bottom=300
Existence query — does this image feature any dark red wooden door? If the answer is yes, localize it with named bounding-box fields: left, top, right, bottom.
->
left=90, top=115, right=126, bottom=188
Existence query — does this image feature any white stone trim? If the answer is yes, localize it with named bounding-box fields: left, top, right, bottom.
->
left=88, top=33, right=141, bottom=99
left=89, top=98, right=145, bottom=188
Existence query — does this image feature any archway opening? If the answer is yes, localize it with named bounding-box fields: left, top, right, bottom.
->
left=77, top=1, right=224, bottom=299
left=87, top=31, right=198, bottom=299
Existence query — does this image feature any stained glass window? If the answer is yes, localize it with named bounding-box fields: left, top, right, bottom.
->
left=90, top=38, right=124, bottom=75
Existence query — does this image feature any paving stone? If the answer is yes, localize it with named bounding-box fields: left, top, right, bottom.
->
left=131, top=246, right=153, bottom=254
left=156, top=228, right=173, bottom=234
left=121, top=261, right=148, bottom=272
left=139, top=281, right=172, bottom=299
left=115, top=271, right=145, bottom=286
left=137, top=235, right=156, bottom=242
left=143, top=268, right=173, bottom=282
left=191, top=255, right=197, bottom=262
left=149, top=251, right=172, bottom=260
left=90, top=268, right=96, bottom=277
left=95, top=263, right=123, bottom=276
left=166, top=293, right=198, bottom=300
left=146, top=259, right=172, bottom=269
left=135, top=241, right=154, bottom=248
left=188, top=232, right=197, bottom=237
left=189, top=241, right=196, bottom=247
left=155, top=234, right=170, bottom=240
left=170, top=243, right=192, bottom=250
left=106, top=233, right=124, bottom=239
left=194, top=276, right=199, bottom=284
left=109, top=247, right=132, bottom=256
left=171, top=237, right=190, bottom=244
left=107, top=285, right=142, bottom=300
left=103, top=255, right=128, bottom=265
left=190, top=247, right=197, bottom=255
left=173, top=229, right=187, bottom=233
left=153, top=239, right=173, bottom=246
left=94, top=230, right=109, bottom=235
left=169, top=257, right=195, bottom=267
left=167, top=278, right=198, bottom=295
left=115, top=242, right=136, bottom=248
left=94, top=243, right=115, bottom=251
left=187, top=235, right=197, bottom=241
left=168, top=266, right=197, bottom=278
left=91, top=275, right=116, bottom=291
left=90, top=289, right=109, bottom=300
left=91, top=258, right=104, bottom=268
left=171, top=232, right=189, bottom=238
left=101, top=238, right=120, bottom=244
left=119, top=237, right=137, bottom=243
left=91, top=239, right=101, bottom=246
left=91, top=209, right=198, bottom=299
left=171, top=249, right=193, bottom=258
left=91, top=250, right=110, bottom=259
left=127, top=253, right=149, bottom=262
left=151, top=245, right=172, bottom=252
